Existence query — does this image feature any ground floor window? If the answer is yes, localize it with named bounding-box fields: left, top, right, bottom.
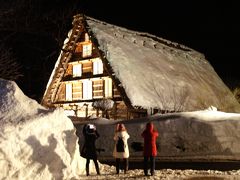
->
left=82, top=79, right=92, bottom=99
left=104, top=77, right=112, bottom=98
left=72, top=81, right=82, bottom=100
left=63, top=77, right=114, bottom=102
left=65, top=83, right=72, bottom=101
left=93, top=79, right=104, bottom=98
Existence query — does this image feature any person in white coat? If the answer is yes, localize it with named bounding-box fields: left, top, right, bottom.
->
left=113, top=123, right=130, bottom=174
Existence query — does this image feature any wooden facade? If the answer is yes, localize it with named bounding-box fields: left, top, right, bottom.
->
left=41, top=14, right=147, bottom=120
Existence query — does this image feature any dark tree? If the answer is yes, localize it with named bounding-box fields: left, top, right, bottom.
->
left=0, top=45, right=22, bottom=81
left=0, top=0, right=83, bottom=101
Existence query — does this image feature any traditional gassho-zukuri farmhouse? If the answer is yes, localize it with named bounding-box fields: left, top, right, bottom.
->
left=41, top=14, right=240, bottom=120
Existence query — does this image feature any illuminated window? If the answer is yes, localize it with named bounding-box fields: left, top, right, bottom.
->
left=93, top=79, right=103, bottom=98
left=73, top=64, right=82, bottom=77
left=82, top=80, right=92, bottom=99
left=72, top=81, right=82, bottom=100
left=65, top=83, right=72, bottom=101
left=82, top=43, right=92, bottom=58
left=104, top=77, right=112, bottom=98
left=82, top=61, right=92, bottom=74
left=93, top=59, right=103, bottom=75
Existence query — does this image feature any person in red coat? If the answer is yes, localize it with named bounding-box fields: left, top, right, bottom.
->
left=141, top=122, right=159, bottom=176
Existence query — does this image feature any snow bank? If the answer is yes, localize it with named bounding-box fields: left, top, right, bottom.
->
left=0, top=79, right=95, bottom=179
left=0, top=78, right=44, bottom=125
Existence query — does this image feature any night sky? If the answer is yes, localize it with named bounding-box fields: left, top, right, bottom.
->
left=80, top=1, right=240, bottom=86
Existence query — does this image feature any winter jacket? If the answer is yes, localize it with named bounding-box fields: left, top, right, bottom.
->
left=81, top=128, right=100, bottom=159
left=141, top=122, right=159, bottom=157
left=113, top=131, right=130, bottom=159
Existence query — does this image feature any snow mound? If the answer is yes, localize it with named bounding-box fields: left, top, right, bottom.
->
left=0, top=79, right=45, bottom=125
left=0, top=79, right=101, bottom=179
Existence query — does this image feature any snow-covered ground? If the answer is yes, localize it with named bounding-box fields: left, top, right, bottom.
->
left=1, top=78, right=240, bottom=179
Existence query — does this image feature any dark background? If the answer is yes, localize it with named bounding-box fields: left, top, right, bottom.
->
left=1, top=0, right=239, bottom=102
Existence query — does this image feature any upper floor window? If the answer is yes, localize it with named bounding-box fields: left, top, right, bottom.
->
left=82, top=61, right=92, bottom=75
left=72, top=64, right=82, bottom=77
left=82, top=43, right=92, bottom=58
left=93, top=59, right=103, bottom=75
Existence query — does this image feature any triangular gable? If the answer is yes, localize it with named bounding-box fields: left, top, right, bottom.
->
left=41, top=14, right=133, bottom=110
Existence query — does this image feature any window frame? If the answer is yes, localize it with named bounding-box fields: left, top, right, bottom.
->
left=93, top=59, right=103, bottom=75
left=65, top=83, right=73, bottom=101
left=72, top=64, right=82, bottom=77
left=82, top=79, right=93, bottom=100
left=104, top=77, right=113, bottom=98
left=82, top=43, right=92, bottom=58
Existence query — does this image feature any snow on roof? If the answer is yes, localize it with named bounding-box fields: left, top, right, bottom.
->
left=86, top=17, right=240, bottom=112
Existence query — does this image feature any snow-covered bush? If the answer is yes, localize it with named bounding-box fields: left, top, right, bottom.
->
left=92, top=99, right=114, bottom=118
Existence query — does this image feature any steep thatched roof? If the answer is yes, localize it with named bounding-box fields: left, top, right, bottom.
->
left=42, top=14, right=240, bottom=113
left=86, top=16, right=240, bottom=112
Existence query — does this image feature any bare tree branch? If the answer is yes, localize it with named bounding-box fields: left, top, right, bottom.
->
left=0, top=45, right=22, bottom=81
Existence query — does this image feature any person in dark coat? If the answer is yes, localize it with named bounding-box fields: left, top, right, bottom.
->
left=81, top=123, right=100, bottom=176
left=141, top=122, right=159, bottom=176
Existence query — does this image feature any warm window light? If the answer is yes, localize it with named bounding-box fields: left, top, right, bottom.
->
left=104, top=77, right=112, bottom=98
left=82, top=44, right=92, bottom=58
left=83, top=80, right=92, bottom=99
left=93, top=59, right=103, bottom=75
left=73, top=64, right=82, bottom=77
left=72, top=81, right=82, bottom=100
left=82, top=61, right=92, bottom=74
left=66, top=83, right=72, bottom=101
left=93, top=79, right=104, bottom=98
